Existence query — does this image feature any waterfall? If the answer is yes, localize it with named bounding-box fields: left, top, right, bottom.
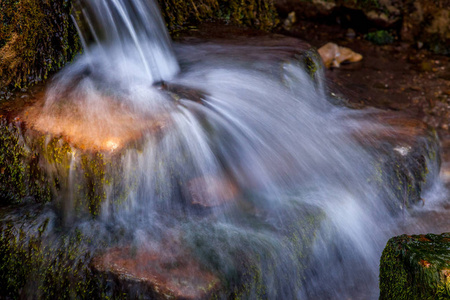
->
left=30, top=0, right=447, bottom=298
left=72, top=0, right=179, bottom=84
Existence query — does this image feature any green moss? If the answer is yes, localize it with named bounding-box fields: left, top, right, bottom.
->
left=301, top=51, right=320, bottom=80
left=158, top=0, right=278, bottom=33
left=0, top=117, right=130, bottom=219
left=368, top=128, right=439, bottom=213
left=0, top=118, right=51, bottom=205
left=187, top=202, right=324, bottom=299
left=380, top=233, right=450, bottom=300
left=80, top=153, right=107, bottom=217
left=0, top=0, right=81, bottom=89
left=379, top=237, right=412, bottom=300
left=0, top=215, right=108, bottom=299
left=365, top=30, right=395, bottom=45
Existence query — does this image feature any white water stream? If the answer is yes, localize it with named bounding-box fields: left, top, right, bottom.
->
left=36, top=0, right=448, bottom=298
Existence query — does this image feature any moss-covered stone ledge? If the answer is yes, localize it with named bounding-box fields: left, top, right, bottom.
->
left=380, top=233, right=450, bottom=300
left=0, top=117, right=128, bottom=221
left=0, top=0, right=81, bottom=90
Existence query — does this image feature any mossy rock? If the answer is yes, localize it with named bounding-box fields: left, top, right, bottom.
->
left=182, top=202, right=325, bottom=298
left=380, top=233, right=450, bottom=299
left=362, top=115, right=441, bottom=213
left=0, top=0, right=81, bottom=90
left=0, top=207, right=107, bottom=299
left=158, top=0, right=278, bottom=33
left=0, top=116, right=130, bottom=221
left=0, top=118, right=51, bottom=205
left=365, top=30, right=395, bottom=45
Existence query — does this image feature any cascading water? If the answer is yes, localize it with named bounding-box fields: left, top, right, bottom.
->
left=71, top=0, right=179, bottom=84
left=29, top=0, right=448, bottom=299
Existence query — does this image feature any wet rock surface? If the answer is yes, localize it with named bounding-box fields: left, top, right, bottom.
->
left=353, top=112, right=441, bottom=211
left=380, top=233, right=450, bottom=299
left=282, top=20, right=450, bottom=131
left=92, top=246, right=220, bottom=299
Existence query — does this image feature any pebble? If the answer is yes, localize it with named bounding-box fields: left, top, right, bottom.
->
left=346, top=28, right=356, bottom=39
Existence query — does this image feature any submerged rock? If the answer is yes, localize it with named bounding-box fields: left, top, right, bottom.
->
left=188, top=176, right=238, bottom=207
left=380, top=233, right=450, bottom=299
left=92, top=246, right=220, bottom=299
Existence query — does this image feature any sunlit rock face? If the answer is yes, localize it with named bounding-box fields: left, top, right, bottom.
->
left=0, top=0, right=447, bottom=299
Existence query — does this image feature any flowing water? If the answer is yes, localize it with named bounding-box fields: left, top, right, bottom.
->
left=30, top=0, right=449, bottom=298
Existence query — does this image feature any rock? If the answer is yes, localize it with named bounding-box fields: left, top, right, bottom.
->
left=275, top=0, right=449, bottom=55
left=318, top=42, right=363, bottom=68
left=311, top=0, right=336, bottom=14
left=0, top=208, right=107, bottom=299
left=366, top=11, right=398, bottom=27
left=21, top=98, right=168, bottom=152
left=380, top=233, right=450, bottom=299
left=283, top=11, right=297, bottom=30
left=187, top=176, right=238, bottom=207
left=402, top=4, right=450, bottom=55
left=365, top=30, right=395, bottom=45
left=352, top=112, right=441, bottom=211
left=346, top=28, right=356, bottom=39
left=92, top=246, right=220, bottom=299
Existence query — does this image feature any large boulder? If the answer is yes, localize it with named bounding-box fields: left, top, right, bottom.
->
left=380, top=233, right=450, bottom=299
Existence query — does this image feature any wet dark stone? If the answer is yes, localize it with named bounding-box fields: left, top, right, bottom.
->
left=354, top=112, right=441, bottom=212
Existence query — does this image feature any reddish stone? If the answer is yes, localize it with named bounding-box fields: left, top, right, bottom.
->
left=187, top=176, right=238, bottom=207
left=92, top=246, right=220, bottom=299
left=21, top=98, right=167, bottom=152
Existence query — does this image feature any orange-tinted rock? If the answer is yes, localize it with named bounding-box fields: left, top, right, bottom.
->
left=187, top=176, right=238, bottom=207
left=92, top=246, right=220, bottom=299
left=21, top=98, right=167, bottom=152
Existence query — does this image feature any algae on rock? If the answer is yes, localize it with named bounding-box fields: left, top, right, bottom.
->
left=0, top=211, right=110, bottom=299
left=0, top=118, right=51, bottom=205
left=380, top=233, right=450, bottom=299
left=0, top=0, right=81, bottom=89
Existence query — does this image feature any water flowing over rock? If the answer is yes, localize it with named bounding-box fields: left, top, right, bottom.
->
left=72, top=0, right=179, bottom=85
left=0, top=0, right=448, bottom=299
